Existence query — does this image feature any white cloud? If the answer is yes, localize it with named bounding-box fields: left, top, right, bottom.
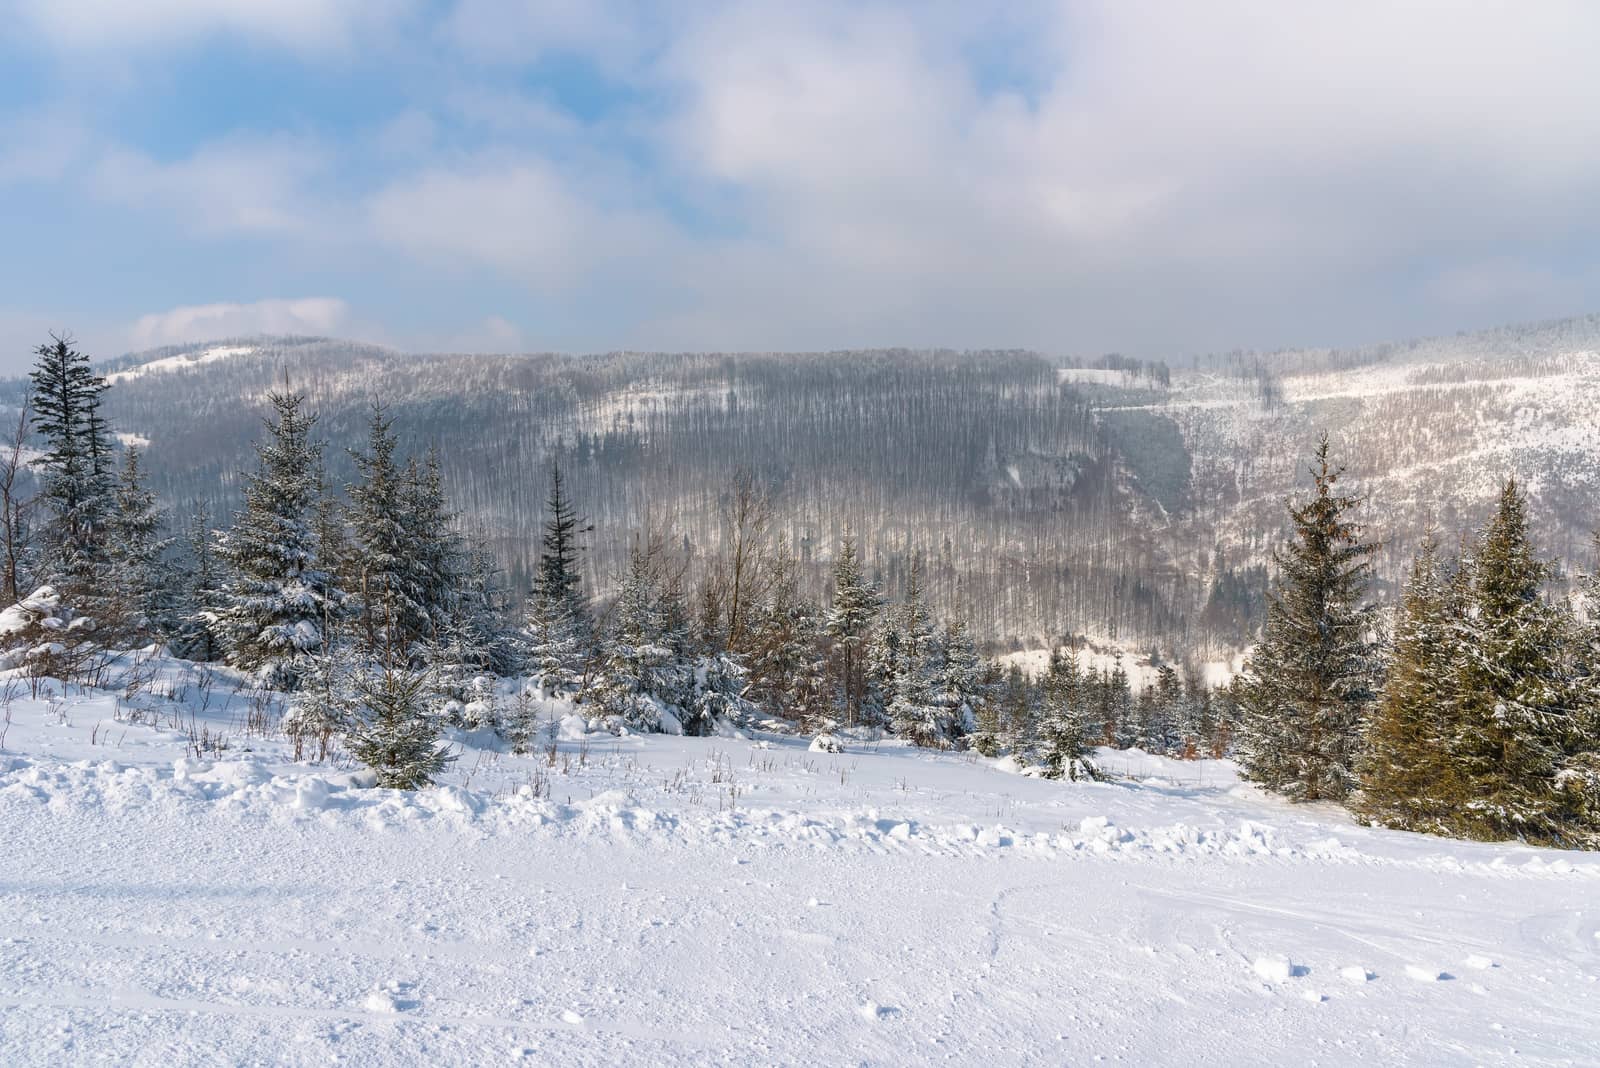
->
left=444, top=0, right=657, bottom=68
left=88, top=136, right=329, bottom=238
left=13, top=0, right=1600, bottom=355
left=13, top=0, right=406, bottom=52
left=367, top=157, right=678, bottom=291
left=127, top=298, right=350, bottom=349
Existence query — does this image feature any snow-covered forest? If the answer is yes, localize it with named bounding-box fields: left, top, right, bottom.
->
left=4, top=326, right=1600, bottom=1063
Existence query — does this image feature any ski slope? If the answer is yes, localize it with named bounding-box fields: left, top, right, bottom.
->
left=2, top=656, right=1597, bottom=1065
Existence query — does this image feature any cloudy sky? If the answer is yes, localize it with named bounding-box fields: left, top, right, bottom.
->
left=1, top=0, right=1597, bottom=367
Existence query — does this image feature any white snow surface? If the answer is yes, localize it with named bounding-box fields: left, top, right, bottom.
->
left=105, top=345, right=256, bottom=384
left=2, top=654, right=1598, bottom=1065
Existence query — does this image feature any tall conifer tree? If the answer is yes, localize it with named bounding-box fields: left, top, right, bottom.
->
left=1236, top=436, right=1377, bottom=802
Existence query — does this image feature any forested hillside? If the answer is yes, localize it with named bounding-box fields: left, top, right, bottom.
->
left=7, top=312, right=1597, bottom=658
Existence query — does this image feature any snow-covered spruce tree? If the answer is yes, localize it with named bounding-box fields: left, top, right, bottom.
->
left=1177, top=663, right=1212, bottom=758
left=104, top=447, right=173, bottom=644
left=212, top=392, right=343, bottom=689
left=887, top=557, right=957, bottom=746
left=1355, top=530, right=1465, bottom=834
left=1150, top=664, right=1182, bottom=755
left=932, top=618, right=984, bottom=743
left=347, top=404, right=428, bottom=660
left=522, top=462, right=593, bottom=698
left=825, top=536, right=879, bottom=727
left=1038, top=645, right=1100, bottom=781
left=1564, top=535, right=1600, bottom=839
left=172, top=502, right=224, bottom=662
left=997, top=662, right=1037, bottom=755
left=284, top=634, right=356, bottom=763
left=403, top=450, right=475, bottom=650
left=428, top=542, right=514, bottom=711
left=1235, top=436, right=1378, bottom=802
left=1448, top=480, right=1591, bottom=844
left=967, top=660, right=1006, bottom=757
left=28, top=333, right=113, bottom=609
left=745, top=546, right=833, bottom=730
left=1109, top=657, right=1137, bottom=749
left=345, top=664, right=454, bottom=789
left=589, top=545, right=679, bottom=733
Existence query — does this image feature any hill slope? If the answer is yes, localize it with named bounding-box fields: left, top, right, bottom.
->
left=2, top=652, right=1597, bottom=1064
left=6, top=313, right=1596, bottom=655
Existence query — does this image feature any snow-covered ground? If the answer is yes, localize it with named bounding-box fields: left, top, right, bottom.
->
left=3, top=656, right=1598, bottom=1065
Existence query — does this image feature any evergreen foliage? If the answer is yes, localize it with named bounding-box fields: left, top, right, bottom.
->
left=522, top=463, right=592, bottom=697
left=1356, top=531, right=1464, bottom=833
left=825, top=536, right=878, bottom=726
left=211, top=393, right=343, bottom=689
left=28, top=334, right=113, bottom=604
left=345, top=665, right=454, bottom=790
left=1236, top=436, right=1378, bottom=802
left=1449, top=481, right=1590, bottom=843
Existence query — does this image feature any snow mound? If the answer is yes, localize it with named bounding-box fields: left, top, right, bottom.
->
left=809, top=733, right=845, bottom=754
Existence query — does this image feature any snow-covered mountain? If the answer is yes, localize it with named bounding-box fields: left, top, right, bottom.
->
left=10, top=313, right=1597, bottom=656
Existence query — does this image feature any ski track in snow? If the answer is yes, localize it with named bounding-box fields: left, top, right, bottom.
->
left=2, top=667, right=1599, bottom=1065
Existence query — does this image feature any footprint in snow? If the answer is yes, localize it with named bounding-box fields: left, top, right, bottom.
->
left=363, top=980, right=418, bottom=1013
left=858, top=1000, right=900, bottom=1021
left=1252, top=956, right=1308, bottom=983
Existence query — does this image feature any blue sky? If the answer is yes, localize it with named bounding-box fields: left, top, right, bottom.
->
left=1, top=1, right=1598, bottom=369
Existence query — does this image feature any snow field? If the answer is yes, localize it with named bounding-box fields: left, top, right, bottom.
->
left=2, top=660, right=1599, bottom=1065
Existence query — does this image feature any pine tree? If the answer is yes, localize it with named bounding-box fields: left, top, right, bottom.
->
left=212, top=392, right=343, bottom=689
left=1151, top=663, right=1182, bottom=755
left=746, top=546, right=833, bottom=730
left=347, top=404, right=427, bottom=660
left=28, top=333, right=113, bottom=605
left=104, top=448, right=172, bottom=643
left=933, top=618, right=984, bottom=742
left=825, top=536, right=878, bottom=726
left=173, top=502, right=224, bottom=662
left=997, top=662, right=1036, bottom=755
left=403, top=450, right=469, bottom=647
left=887, top=558, right=952, bottom=746
left=1449, top=480, right=1587, bottom=843
left=345, top=665, right=454, bottom=789
left=1109, top=657, right=1136, bottom=749
left=1355, top=530, right=1464, bottom=833
left=1236, top=436, right=1377, bottom=802
left=968, top=660, right=1005, bottom=756
left=285, top=639, right=355, bottom=763
left=1038, top=645, right=1100, bottom=780
left=590, top=545, right=681, bottom=732
left=523, top=463, right=592, bottom=697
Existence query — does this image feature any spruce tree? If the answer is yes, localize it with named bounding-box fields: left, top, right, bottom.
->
left=934, top=618, right=984, bottom=742
left=1356, top=530, right=1464, bottom=833
left=212, top=392, right=342, bottom=688
left=1449, top=480, right=1586, bottom=843
left=1038, top=645, right=1100, bottom=780
left=590, top=546, right=677, bottom=732
left=345, top=665, right=454, bottom=789
left=1236, top=436, right=1377, bottom=802
left=745, top=546, right=832, bottom=730
left=888, top=557, right=950, bottom=745
left=28, top=333, right=112, bottom=604
left=825, top=536, right=878, bottom=726
left=173, top=502, right=224, bottom=662
left=347, top=404, right=426, bottom=660
left=523, top=462, right=592, bottom=696
left=105, top=448, right=172, bottom=643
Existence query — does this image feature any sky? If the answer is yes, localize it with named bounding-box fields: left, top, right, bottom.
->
left=1, top=0, right=1599, bottom=369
